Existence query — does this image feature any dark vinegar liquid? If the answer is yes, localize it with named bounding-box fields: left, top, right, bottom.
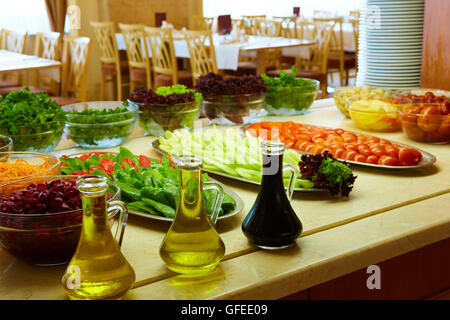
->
left=242, top=153, right=303, bottom=249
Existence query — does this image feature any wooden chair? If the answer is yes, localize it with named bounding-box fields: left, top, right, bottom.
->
left=348, top=17, right=360, bottom=80
left=273, top=16, right=297, bottom=38
left=242, top=15, right=266, bottom=35
left=232, top=19, right=244, bottom=32
left=182, top=30, right=218, bottom=84
left=51, top=35, right=91, bottom=106
left=313, top=10, right=334, bottom=18
left=0, top=32, right=61, bottom=96
left=119, top=23, right=152, bottom=91
left=267, top=22, right=335, bottom=98
left=0, top=29, right=27, bottom=53
left=349, top=10, right=361, bottom=20
left=91, top=21, right=129, bottom=101
left=0, top=29, right=28, bottom=88
left=313, top=16, right=349, bottom=87
left=144, top=26, right=192, bottom=89
left=191, top=16, right=214, bottom=31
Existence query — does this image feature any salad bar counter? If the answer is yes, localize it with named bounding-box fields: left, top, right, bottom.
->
left=0, top=96, right=449, bottom=300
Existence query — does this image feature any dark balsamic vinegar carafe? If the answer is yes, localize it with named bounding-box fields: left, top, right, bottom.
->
left=242, top=140, right=303, bottom=249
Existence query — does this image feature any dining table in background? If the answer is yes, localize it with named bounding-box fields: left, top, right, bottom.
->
left=0, top=50, right=61, bottom=75
left=115, top=33, right=316, bottom=74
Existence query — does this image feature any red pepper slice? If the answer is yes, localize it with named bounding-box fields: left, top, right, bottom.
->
left=99, top=157, right=116, bottom=174
left=122, top=157, right=137, bottom=170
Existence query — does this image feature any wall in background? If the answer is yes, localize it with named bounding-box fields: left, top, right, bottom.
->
left=421, top=0, right=450, bottom=90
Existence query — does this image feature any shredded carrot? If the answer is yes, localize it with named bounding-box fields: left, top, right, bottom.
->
left=0, top=156, right=56, bottom=192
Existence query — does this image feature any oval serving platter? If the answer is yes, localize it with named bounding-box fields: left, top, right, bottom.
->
left=61, top=152, right=244, bottom=222
left=152, top=139, right=326, bottom=192
left=239, top=124, right=437, bottom=170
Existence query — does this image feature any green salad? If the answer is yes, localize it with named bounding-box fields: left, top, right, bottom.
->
left=262, top=66, right=319, bottom=115
left=64, top=105, right=137, bottom=148
left=126, top=85, right=202, bottom=137
left=0, top=88, right=65, bottom=152
left=60, top=147, right=236, bottom=219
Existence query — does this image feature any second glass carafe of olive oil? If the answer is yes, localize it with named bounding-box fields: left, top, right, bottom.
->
left=159, top=156, right=225, bottom=274
left=62, top=176, right=135, bottom=300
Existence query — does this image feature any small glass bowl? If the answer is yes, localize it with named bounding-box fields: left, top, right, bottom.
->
left=0, top=152, right=61, bottom=190
left=128, top=100, right=201, bottom=137
left=348, top=99, right=401, bottom=132
left=3, top=121, right=65, bottom=153
left=63, top=101, right=138, bottom=149
left=0, top=135, right=13, bottom=153
left=0, top=175, right=121, bottom=265
left=398, top=103, right=449, bottom=144
left=203, top=93, right=265, bottom=125
left=263, top=79, right=319, bottom=116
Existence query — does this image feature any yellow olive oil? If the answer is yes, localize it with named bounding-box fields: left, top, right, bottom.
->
left=62, top=176, right=135, bottom=300
left=159, top=156, right=225, bottom=274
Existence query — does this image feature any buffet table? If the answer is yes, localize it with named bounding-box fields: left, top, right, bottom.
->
left=0, top=98, right=449, bottom=300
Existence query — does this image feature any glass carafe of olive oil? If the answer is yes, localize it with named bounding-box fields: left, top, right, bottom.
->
left=159, top=155, right=225, bottom=274
left=242, top=140, right=303, bottom=249
left=62, top=176, right=135, bottom=300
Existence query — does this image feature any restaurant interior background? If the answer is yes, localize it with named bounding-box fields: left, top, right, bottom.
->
left=0, top=0, right=449, bottom=301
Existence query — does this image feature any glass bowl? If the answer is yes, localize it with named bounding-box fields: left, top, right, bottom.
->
left=333, top=86, right=394, bottom=118
left=63, top=101, right=138, bottom=149
left=0, top=152, right=61, bottom=190
left=0, top=135, right=13, bottom=153
left=128, top=100, right=201, bottom=137
left=348, top=99, right=401, bottom=132
left=263, top=78, right=319, bottom=116
left=0, top=175, right=121, bottom=266
left=1, top=121, right=65, bottom=153
left=203, top=93, right=265, bottom=125
left=398, top=103, right=450, bottom=144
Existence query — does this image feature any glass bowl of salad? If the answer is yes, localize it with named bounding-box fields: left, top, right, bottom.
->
left=348, top=99, right=401, bottom=132
left=0, top=135, right=13, bottom=153
left=262, top=68, right=319, bottom=116
left=0, top=152, right=61, bottom=191
left=127, top=85, right=202, bottom=137
left=63, top=101, right=138, bottom=149
left=398, top=102, right=450, bottom=144
left=0, top=175, right=122, bottom=266
left=195, top=73, right=267, bottom=125
left=333, top=86, right=394, bottom=118
left=0, top=88, right=66, bottom=152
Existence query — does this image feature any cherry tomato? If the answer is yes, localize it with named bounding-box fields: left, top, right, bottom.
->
left=384, top=146, right=399, bottom=159
left=310, top=144, right=326, bottom=154
left=342, top=133, right=357, bottom=143
left=345, top=150, right=357, bottom=161
left=370, top=145, right=385, bottom=157
left=417, top=106, right=441, bottom=133
left=398, top=147, right=422, bottom=166
left=353, top=154, right=367, bottom=163
left=304, top=144, right=315, bottom=153
left=334, top=148, right=346, bottom=158
left=378, top=155, right=401, bottom=166
left=366, top=155, right=379, bottom=164
left=357, top=144, right=372, bottom=156
left=343, top=143, right=358, bottom=151
left=366, top=137, right=380, bottom=144
left=139, top=155, right=152, bottom=168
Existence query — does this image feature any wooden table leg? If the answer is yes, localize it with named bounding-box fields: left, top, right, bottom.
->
left=256, top=49, right=267, bottom=75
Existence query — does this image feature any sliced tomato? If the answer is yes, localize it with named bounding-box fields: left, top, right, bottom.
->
left=99, top=157, right=116, bottom=174
left=139, top=155, right=152, bottom=168
left=71, top=170, right=89, bottom=175
left=122, top=157, right=137, bottom=169
left=78, top=153, right=91, bottom=161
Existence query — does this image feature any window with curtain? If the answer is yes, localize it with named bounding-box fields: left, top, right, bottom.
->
left=0, top=0, right=51, bottom=33
left=203, top=0, right=361, bottom=19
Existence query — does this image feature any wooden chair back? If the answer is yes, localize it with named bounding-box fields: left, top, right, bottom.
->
left=349, top=10, right=361, bottom=20
left=34, top=32, right=62, bottom=95
left=254, top=19, right=282, bottom=37
left=144, top=26, right=178, bottom=83
left=118, top=23, right=151, bottom=89
left=312, top=17, right=344, bottom=56
left=191, top=16, right=214, bottom=31
left=61, top=35, right=91, bottom=101
left=349, top=17, right=359, bottom=71
left=242, top=15, right=266, bottom=35
left=1, top=29, right=27, bottom=53
left=313, top=10, right=334, bottom=18
left=90, top=21, right=119, bottom=65
left=182, top=30, right=218, bottom=83
left=273, top=16, right=297, bottom=38
left=232, top=19, right=244, bottom=32
left=34, top=32, right=61, bottom=60
left=302, top=22, right=335, bottom=74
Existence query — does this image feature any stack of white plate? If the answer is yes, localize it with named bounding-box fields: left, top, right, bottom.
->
left=356, top=0, right=424, bottom=88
